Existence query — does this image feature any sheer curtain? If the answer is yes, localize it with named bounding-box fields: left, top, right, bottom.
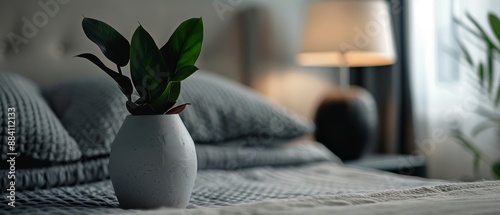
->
left=408, top=0, right=500, bottom=180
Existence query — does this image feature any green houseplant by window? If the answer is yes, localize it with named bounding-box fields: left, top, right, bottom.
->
left=77, top=17, right=203, bottom=209
left=454, top=13, right=500, bottom=180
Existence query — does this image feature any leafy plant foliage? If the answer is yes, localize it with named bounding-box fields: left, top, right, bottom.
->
left=454, top=13, right=500, bottom=179
left=77, top=17, right=203, bottom=115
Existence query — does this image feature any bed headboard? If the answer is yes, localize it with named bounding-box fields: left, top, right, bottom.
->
left=0, top=0, right=271, bottom=86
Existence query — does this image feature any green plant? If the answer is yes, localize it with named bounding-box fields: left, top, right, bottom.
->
left=77, top=17, right=203, bottom=115
left=454, top=12, right=500, bottom=179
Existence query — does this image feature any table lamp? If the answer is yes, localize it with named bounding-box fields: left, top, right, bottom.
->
left=298, top=0, right=397, bottom=160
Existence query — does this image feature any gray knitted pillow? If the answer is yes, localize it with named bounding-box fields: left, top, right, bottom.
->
left=44, top=76, right=129, bottom=158
left=45, top=71, right=313, bottom=157
left=179, top=72, right=314, bottom=144
left=0, top=72, right=81, bottom=162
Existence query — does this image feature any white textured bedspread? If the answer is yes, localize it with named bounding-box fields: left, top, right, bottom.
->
left=119, top=181, right=500, bottom=215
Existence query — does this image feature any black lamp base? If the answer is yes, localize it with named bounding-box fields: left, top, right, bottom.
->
left=314, top=86, right=378, bottom=161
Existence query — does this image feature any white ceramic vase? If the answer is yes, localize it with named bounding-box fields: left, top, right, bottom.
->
left=109, top=114, right=197, bottom=209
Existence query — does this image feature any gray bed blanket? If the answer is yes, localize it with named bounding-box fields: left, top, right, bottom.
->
left=118, top=181, right=500, bottom=215
left=1, top=162, right=443, bottom=215
left=1, top=141, right=336, bottom=192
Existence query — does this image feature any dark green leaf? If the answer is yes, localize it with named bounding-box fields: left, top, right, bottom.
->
left=171, top=65, right=198, bottom=82
left=76, top=53, right=133, bottom=100
left=130, top=25, right=168, bottom=102
left=472, top=121, right=498, bottom=137
left=126, top=101, right=156, bottom=115
left=166, top=103, right=191, bottom=114
left=463, top=14, right=498, bottom=94
left=467, top=13, right=495, bottom=46
left=160, top=18, right=203, bottom=75
left=150, top=82, right=180, bottom=114
left=478, top=63, right=485, bottom=87
left=167, top=82, right=181, bottom=103
left=82, top=18, right=130, bottom=66
left=487, top=47, right=494, bottom=93
left=493, top=161, right=500, bottom=179
left=151, top=82, right=172, bottom=110
left=489, top=13, right=500, bottom=44
left=458, top=41, right=473, bottom=67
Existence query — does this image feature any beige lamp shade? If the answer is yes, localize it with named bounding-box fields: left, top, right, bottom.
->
left=298, top=0, right=396, bottom=67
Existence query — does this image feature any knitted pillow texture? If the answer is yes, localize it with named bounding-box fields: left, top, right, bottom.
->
left=178, top=72, right=313, bottom=144
left=0, top=72, right=81, bottom=162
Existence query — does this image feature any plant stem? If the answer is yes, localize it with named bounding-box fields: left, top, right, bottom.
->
left=117, top=65, right=123, bottom=75
left=487, top=46, right=494, bottom=94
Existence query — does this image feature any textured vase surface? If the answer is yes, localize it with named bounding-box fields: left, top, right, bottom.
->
left=109, top=114, right=197, bottom=209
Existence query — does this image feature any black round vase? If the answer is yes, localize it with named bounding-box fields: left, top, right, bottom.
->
left=314, top=86, right=378, bottom=161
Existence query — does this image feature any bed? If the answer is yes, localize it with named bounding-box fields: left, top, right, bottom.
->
left=1, top=1, right=499, bottom=214
left=2, top=164, right=500, bottom=215
left=1, top=71, right=499, bottom=215
left=2, top=160, right=472, bottom=215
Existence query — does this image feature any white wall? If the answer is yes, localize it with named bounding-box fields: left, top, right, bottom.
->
left=0, top=0, right=335, bottom=120
left=0, top=0, right=318, bottom=85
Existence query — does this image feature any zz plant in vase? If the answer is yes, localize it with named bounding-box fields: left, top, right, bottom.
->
left=77, top=17, right=203, bottom=209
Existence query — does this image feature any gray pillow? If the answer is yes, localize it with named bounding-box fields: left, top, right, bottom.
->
left=179, top=72, right=314, bottom=144
left=45, top=76, right=129, bottom=158
left=0, top=72, right=81, bottom=162
left=45, top=71, right=313, bottom=158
